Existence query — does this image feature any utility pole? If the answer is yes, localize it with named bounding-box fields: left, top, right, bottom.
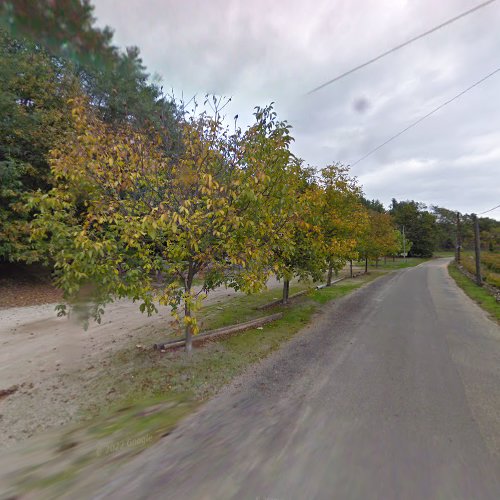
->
left=472, top=214, right=482, bottom=286
left=402, top=225, right=406, bottom=262
left=455, top=212, right=461, bottom=264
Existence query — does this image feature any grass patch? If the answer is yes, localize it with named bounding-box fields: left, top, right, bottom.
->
left=460, top=251, right=500, bottom=288
left=448, top=262, right=499, bottom=323
left=198, top=281, right=310, bottom=331
left=88, top=287, right=321, bottom=415
left=311, top=273, right=381, bottom=304
left=434, top=251, right=455, bottom=258
left=366, top=257, right=429, bottom=270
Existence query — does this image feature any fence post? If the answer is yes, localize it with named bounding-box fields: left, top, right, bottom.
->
left=472, top=214, right=482, bottom=286
left=455, top=212, right=461, bottom=264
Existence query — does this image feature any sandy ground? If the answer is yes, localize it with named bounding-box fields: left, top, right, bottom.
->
left=0, top=278, right=283, bottom=448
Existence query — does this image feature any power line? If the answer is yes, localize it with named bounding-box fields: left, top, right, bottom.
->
left=350, top=66, right=500, bottom=167
left=307, top=0, right=497, bottom=95
left=478, top=203, right=500, bottom=214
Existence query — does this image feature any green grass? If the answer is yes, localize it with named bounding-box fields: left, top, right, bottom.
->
left=197, top=282, right=311, bottom=332
left=310, top=273, right=383, bottom=303
left=356, top=257, right=429, bottom=271
left=459, top=251, right=500, bottom=288
left=448, top=262, right=499, bottom=323
left=381, top=257, right=429, bottom=269
left=434, top=251, right=456, bottom=258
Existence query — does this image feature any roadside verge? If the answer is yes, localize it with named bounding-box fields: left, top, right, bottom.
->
left=448, top=261, right=499, bottom=323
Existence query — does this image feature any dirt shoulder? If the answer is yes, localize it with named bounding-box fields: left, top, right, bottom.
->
left=0, top=263, right=63, bottom=309
left=0, top=276, right=287, bottom=448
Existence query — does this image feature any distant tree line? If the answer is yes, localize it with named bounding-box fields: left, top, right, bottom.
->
left=432, top=206, right=499, bottom=253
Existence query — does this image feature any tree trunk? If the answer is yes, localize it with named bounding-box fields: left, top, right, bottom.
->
left=375, top=257, right=379, bottom=268
left=384, top=256, right=387, bottom=265
left=365, top=257, right=368, bottom=273
left=282, top=279, right=290, bottom=305
left=455, top=212, right=461, bottom=264
left=184, top=265, right=195, bottom=354
left=349, top=259, right=353, bottom=278
left=327, top=265, right=333, bottom=286
left=184, top=300, right=193, bottom=354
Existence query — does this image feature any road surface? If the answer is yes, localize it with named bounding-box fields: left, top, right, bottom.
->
left=91, top=259, right=500, bottom=499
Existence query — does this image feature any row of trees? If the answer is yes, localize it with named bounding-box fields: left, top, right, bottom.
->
left=0, top=0, right=180, bottom=261
left=26, top=94, right=407, bottom=352
left=385, top=202, right=499, bottom=256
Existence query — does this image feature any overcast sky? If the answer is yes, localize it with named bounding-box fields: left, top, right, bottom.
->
left=93, top=0, right=500, bottom=218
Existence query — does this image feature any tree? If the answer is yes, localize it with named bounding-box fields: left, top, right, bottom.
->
left=234, top=104, right=299, bottom=292
left=390, top=199, right=436, bottom=257
left=478, top=217, right=500, bottom=252
left=319, top=164, right=368, bottom=285
left=393, top=228, right=412, bottom=259
left=0, top=2, right=181, bottom=262
left=434, top=212, right=500, bottom=253
left=432, top=206, right=458, bottom=251
left=0, top=30, right=79, bottom=261
left=1, top=0, right=180, bottom=133
left=358, top=211, right=399, bottom=268
left=30, top=98, right=295, bottom=352
left=1, top=0, right=116, bottom=68
left=270, top=164, right=325, bottom=304
left=361, top=197, right=385, bottom=213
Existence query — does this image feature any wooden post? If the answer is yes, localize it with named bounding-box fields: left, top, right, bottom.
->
left=365, top=257, right=368, bottom=273
left=184, top=267, right=194, bottom=354
left=472, top=214, right=482, bottom=286
left=402, top=225, right=406, bottom=262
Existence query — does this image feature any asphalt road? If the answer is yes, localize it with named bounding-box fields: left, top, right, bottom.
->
left=94, top=259, right=500, bottom=500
